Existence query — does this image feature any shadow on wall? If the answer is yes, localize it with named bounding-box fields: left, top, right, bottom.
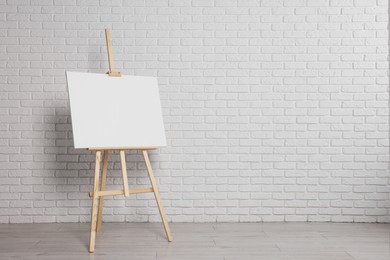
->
left=38, top=99, right=90, bottom=221
left=41, top=40, right=107, bottom=221
left=47, top=88, right=151, bottom=223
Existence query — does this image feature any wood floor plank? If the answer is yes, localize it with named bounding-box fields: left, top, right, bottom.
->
left=0, top=222, right=388, bottom=259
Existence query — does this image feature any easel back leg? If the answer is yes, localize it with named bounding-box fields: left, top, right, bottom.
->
left=119, top=150, right=130, bottom=196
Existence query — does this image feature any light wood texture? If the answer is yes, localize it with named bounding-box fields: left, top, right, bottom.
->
left=88, top=146, right=157, bottom=151
left=89, top=151, right=101, bottom=253
left=72, top=28, right=170, bottom=253
left=104, top=28, right=121, bottom=77
left=142, top=150, right=173, bottom=242
left=87, top=149, right=171, bottom=252
left=119, top=150, right=129, bottom=197
left=96, top=150, right=108, bottom=232
left=0, top=223, right=389, bottom=260
left=89, top=187, right=153, bottom=198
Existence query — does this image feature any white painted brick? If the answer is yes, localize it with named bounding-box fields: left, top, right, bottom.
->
left=0, top=0, right=388, bottom=224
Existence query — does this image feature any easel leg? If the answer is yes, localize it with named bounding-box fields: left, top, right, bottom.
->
left=97, top=150, right=108, bottom=232
left=142, top=150, right=172, bottom=242
left=89, top=151, right=101, bottom=253
left=119, top=150, right=130, bottom=197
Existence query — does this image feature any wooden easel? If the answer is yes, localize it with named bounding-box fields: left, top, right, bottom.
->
left=87, top=29, right=172, bottom=253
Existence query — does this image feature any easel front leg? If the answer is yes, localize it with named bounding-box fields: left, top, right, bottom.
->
left=142, top=150, right=172, bottom=242
left=97, top=150, right=108, bottom=232
left=89, top=151, right=101, bottom=253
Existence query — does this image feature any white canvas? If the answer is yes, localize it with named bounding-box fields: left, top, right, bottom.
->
left=66, top=71, right=167, bottom=149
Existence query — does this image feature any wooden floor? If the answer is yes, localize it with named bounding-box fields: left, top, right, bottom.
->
left=0, top=222, right=388, bottom=260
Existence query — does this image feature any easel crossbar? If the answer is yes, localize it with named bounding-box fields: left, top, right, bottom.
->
left=89, top=187, right=153, bottom=197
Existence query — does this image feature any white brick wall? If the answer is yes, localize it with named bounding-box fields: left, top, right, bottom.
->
left=0, top=0, right=389, bottom=224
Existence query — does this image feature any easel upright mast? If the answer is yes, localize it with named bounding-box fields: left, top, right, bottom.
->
left=105, top=28, right=121, bottom=77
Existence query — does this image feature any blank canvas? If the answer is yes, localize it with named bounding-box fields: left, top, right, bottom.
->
left=66, top=71, right=167, bottom=149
